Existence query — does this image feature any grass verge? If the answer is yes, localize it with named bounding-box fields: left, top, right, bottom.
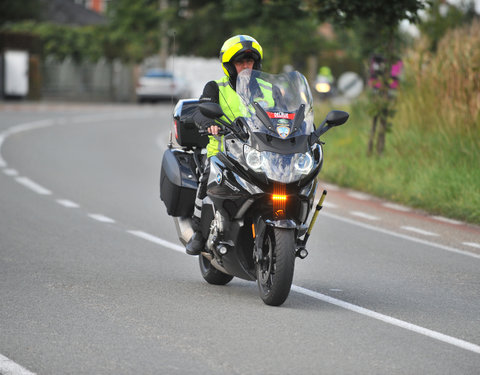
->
left=315, top=96, right=479, bottom=224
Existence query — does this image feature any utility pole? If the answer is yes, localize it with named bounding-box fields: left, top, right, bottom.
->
left=159, top=0, right=168, bottom=69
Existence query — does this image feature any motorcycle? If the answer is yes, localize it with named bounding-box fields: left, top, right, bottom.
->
left=160, top=69, right=348, bottom=306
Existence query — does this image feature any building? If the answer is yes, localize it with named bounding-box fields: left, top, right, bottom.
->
left=41, top=0, right=107, bottom=25
left=73, top=0, right=111, bottom=14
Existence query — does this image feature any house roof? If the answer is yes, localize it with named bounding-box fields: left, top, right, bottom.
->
left=40, top=0, right=106, bottom=26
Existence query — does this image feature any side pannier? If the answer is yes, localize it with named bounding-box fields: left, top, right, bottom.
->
left=160, top=149, right=197, bottom=217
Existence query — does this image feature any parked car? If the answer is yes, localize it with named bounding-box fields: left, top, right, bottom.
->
left=136, top=69, right=191, bottom=102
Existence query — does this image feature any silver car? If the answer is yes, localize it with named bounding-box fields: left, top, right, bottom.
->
left=136, top=69, right=191, bottom=102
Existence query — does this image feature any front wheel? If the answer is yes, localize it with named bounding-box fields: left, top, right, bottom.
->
left=199, top=254, right=234, bottom=285
left=256, top=227, right=296, bottom=306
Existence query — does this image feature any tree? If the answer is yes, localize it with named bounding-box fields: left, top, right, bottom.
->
left=105, top=0, right=161, bottom=62
left=223, top=0, right=324, bottom=73
left=170, top=0, right=232, bottom=57
left=307, top=0, right=432, bottom=155
left=0, top=0, right=42, bottom=26
left=419, top=0, right=477, bottom=52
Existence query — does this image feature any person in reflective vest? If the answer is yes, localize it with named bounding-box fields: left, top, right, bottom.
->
left=186, top=35, right=268, bottom=255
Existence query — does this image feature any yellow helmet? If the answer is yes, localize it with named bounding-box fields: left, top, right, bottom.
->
left=219, top=35, right=263, bottom=78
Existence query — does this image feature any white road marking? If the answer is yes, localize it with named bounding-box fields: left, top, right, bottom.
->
left=15, top=177, right=52, bottom=195
left=3, top=112, right=480, bottom=359
left=3, top=168, right=18, bottom=176
left=347, top=191, right=371, bottom=200
left=156, top=134, right=166, bottom=149
left=463, top=242, right=480, bottom=249
left=432, top=216, right=462, bottom=225
left=127, top=230, right=185, bottom=253
left=0, top=112, right=157, bottom=168
left=401, top=226, right=439, bottom=237
left=382, top=202, right=411, bottom=212
left=351, top=211, right=379, bottom=220
left=87, top=214, right=115, bottom=223
left=322, top=201, right=338, bottom=208
left=323, top=212, right=480, bottom=260
left=321, top=183, right=340, bottom=191
left=56, top=199, right=80, bottom=208
left=0, top=353, right=36, bottom=375
left=125, top=229, right=480, bottom=354
left=0, top=119, right=55, bottom=167
left=291, top=285, right=480, bottom=354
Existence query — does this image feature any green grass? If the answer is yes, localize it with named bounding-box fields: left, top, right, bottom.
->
left=315, top=97, right=480, bottom=224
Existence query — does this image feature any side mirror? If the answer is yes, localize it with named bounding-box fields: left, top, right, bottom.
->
left=310, top=110, right=349, bottom=144
left=199, top=102, right=225, bottom=119
left=326, top=110, right=349, bottom=126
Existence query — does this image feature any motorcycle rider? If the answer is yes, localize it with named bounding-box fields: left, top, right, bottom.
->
left=186, top=35, right=269, bottom=255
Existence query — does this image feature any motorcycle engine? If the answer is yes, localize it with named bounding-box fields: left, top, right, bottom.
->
left=206, top=210, right=226, bottom=251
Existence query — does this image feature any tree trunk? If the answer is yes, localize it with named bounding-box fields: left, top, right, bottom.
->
left=368, top=115, right=378, bottom=156
left=376, top=115, right=387, bottom=155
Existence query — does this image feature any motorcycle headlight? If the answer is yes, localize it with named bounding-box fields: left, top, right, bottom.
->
left=243, top=145, right=317, bottom=183
left=244, top=145, right=263, bottom=171
left=294, top=153, right=313, bottom=173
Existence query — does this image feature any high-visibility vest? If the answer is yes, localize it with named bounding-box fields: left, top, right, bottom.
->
left=206, top=75, right=274, bottom=157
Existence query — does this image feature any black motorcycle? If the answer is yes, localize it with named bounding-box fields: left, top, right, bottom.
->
left=160, top=70, right=348, bottom=306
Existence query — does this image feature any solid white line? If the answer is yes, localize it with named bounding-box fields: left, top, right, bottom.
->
left=401, top=226, right=439, bottom=237
left=321, top=183, right=340, bottom=191
left=0, top=119, right=55, bottom=167
left=347, top=191, right=371, bottom=200
left=0, top=135, right=6, bottom=167
left=129, top=222, right=480, bottom=355
left=0, top=112, right=156, bottom=173
left=127, top=230, right=185, bottom=253
left=323, top=212, right=480, bottom=260
left=15, top=177, right=52, bottom=195
left=87, top=214, right=115, bottom=223
left=432, top=216, right=462, bottom=225
left=351, top=211, right=379, bottom=220
left=322, top=201, right=338, bottom=209
left=3, top=168, right=18, bottom=176
left=56, top=199, right=80, bottom=208
left=0, top=353, right=36, bottom=375
left=382, top=202, right=411, bottom=212
left=291, top=285, right=480, bottom=354
left=125, top=229, right=480, bottom=354
left=462, top=242, right=480, bottom=249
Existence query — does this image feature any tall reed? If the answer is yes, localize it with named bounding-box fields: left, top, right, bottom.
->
left=396, top=19, right=480, bottom=138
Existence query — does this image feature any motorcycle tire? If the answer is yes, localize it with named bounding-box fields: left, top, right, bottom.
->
left=199, top=254, right=234, bottom=285
left=256, top=227, right=295, bottom=306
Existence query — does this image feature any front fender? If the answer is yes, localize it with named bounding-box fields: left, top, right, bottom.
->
left=265, top=219, right=298, bottom=229
left=265, top=219, right=308, bottom=237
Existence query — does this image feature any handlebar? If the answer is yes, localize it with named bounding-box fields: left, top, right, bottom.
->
left=198, top=127, right=229, bottom=136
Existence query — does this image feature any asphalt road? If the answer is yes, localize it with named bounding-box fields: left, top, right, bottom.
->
left=1, top=102, right=479, bottom=375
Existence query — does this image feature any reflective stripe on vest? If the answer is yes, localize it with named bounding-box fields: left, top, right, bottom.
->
left=206, top=76, right=274, bottom=158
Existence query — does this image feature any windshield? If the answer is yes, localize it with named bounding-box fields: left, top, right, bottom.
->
left=235, top=70, right=314, bottom=138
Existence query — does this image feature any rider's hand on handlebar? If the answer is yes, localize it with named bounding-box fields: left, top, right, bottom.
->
left=207, top=125, right=221, bottom=135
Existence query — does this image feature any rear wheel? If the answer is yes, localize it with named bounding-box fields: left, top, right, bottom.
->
left=199, top=254, right=234, bottom=285
left=256, top=227, right=296, bottom=306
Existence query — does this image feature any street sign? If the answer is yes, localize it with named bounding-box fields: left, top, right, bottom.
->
left=337, top=71, right=364, bottom=99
